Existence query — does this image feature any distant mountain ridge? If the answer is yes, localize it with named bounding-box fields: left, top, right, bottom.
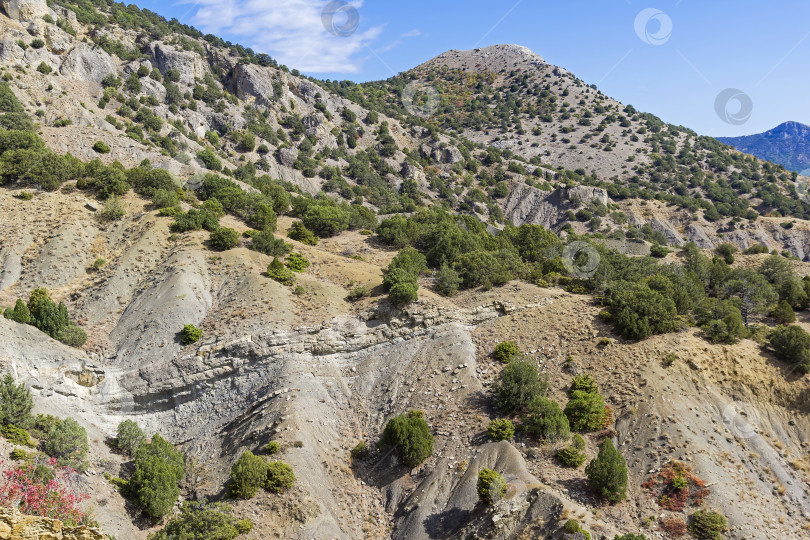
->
left=718, top=121, right=810, bottom=175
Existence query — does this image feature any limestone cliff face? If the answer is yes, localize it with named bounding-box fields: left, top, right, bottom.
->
left=0, top=508, right=105, bottom=540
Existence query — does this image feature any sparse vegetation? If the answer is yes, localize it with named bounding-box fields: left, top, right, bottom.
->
left=493, top=341, right=519, bottom=363
left=486, top=418, right=515, bottom=441
left=181, top=324, right=202, bottom=345
left=477, top=468, right=506, bottom=505
left=378, top=410, right=434, bottom=467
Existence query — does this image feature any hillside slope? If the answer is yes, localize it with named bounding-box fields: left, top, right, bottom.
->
left=0, top=1, right=809, bottom=539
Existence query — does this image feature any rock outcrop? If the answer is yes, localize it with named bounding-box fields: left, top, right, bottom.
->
left=232, top=62, right=275, bottom=106
left=58, top=43, right=116, bottom=83
left=0, top=507, right=105, bottom=539
left=148, top=42, right=206, bottom=85
left=1, top=0, right=52, bottom=22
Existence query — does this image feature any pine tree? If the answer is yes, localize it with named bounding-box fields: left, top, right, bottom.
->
left=0, top=374, right=33, bottom=427
left=585, top=439, right=628, bottom=503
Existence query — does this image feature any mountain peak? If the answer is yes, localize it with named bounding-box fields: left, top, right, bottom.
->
left=415, top=43, right=546, bottom=73
left=718, top=121, right=810, bottom=174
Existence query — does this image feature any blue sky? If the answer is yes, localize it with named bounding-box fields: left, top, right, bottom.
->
left=130, top=0, right=810, bottom=137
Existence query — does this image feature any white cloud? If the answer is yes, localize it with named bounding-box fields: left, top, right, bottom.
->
left=180, top=0, right=383, bottom=73
left=401, top=29, right=421, bottom=38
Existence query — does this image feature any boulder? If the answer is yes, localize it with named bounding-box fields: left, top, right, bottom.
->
left=442, top=146, right=463, bottom=164
left=52, top=5, right=77, bottom=23
left=59, top=43, right=116, bottom=84
left=1, top=0, right=52, bottom=22
left=302, top=113, right=324, bottom=136
left=148, top=42, right=206, bottom=86
left=298, top=80, right=320, bottom=102
left=401, top=161, right=418, bottom=179
left=0, top=38, right=24, bottom=63
left=650, top=216, right=685, bottom=246
left=44, top=24, right=72, bottom=54
left=232, top=62, right=274, bottom=107
left=140, top=77, right=166, bottom=103
left=277, top=147, right=298, bottom=168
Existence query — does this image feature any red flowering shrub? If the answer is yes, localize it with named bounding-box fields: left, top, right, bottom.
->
left=660, top=517, right=687, bottom=537
left=641, top=460, right=709, bottom=512
left=0, top=459, right=90, bottom=526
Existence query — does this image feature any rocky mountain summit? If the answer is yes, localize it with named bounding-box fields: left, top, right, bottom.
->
left=0, top=1, right=809, bottom=539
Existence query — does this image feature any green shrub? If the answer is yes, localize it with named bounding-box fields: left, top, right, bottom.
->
left=486, top=418, right=514, bottom=441
left=265, top=461, right=295, bottom=493
left=27, top=288, right=69, bottom=339
left=36, top=62, right=52, bottom=74
left=302, top=204, right=351, bottom=237
left=563, top=519, right=591, bottom=539
left=715, top=243, right=737, bottom=265
left=649, top=244, right=670, bottom=258
left=569, top=373, right=598, bottom=396
left=42, top=417, right=88, bottom=471
left=492, top=358, right=548, bottom=414
left=230, top=450, right=267, bottom=499
left=92, top=258, right=106, bottom=270
left=181, top=324, right=202, bottom=345
left=564, top=390, right=606, bottom=432
left=0, top=374, right=33, bottom=428
left=523, top=396, right=570, bottom=441
left=493, top=341, right=519, bottom=363
left=4, top=300, right=30, bottom=324
left=101, top=195, right=126, bottom=221
left=149, top=500, right=245, bottom=540
left=287, top=221, right=319, bottom=245
left=10, top=447, right=30, bottom=461
left=388, top=247, right=427, bottom=277
left=477, top=468, right=506, bottom=505
left=557, top=434, right=587, bottom=467
left=197, top=148, right=222, bottom=171
left=688, top=510, right=727, bottom=540
left=771, top=299, right=796, bottom=324
left=378, top=410, right=434, bottom=467
left=1, top=424, right=33, bottom=447
left=351, top=441, right=369, bottom=460
left=743, top=244, right=769, bottom=255
left=56, top=325, right=87, bottom=347
left=286, top=252, right=310, bottom=272
left=610, top=284, right=677, bottom=341
left=768, top=324, right=810, bottom=373
left=613, top=535, right=648, bottom=540
left=92, top=140, right=111, bottom=154
left=235, top=519, right=253, bottom=534
left=265, top=441, right=280, bottom=455
left=132, top=434, right=185, bottom=520
left=585, top=439, right=627, bottom=503
left=347, top=286, right=371, bottom=301
left=267, top=257, right=296, bottom=285
left=251, top=229, right=290, bottom=256
left=209, top=227, right=240, bottom=251
left=116, top=419, right=145, bottom=457
left=434, top=264, right=461, bottom=296
left=388, top=281, right=418, bottom=306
